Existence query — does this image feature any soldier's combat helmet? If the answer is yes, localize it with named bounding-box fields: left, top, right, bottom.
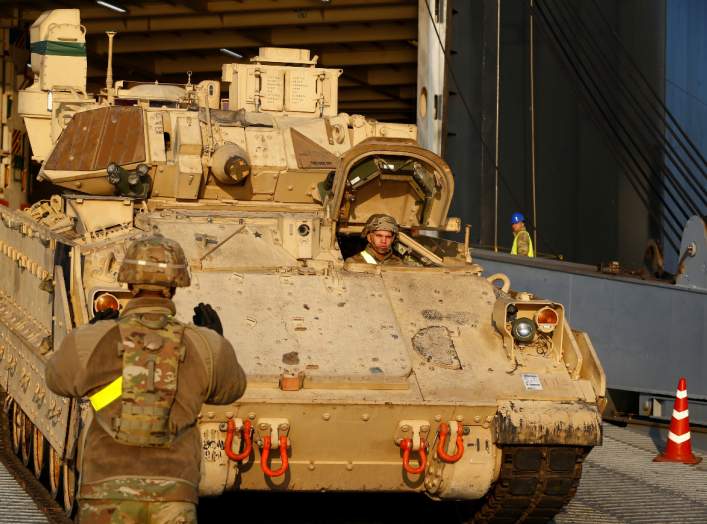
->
left=118, top=233, right=191, bottom=289
left=362, top=214, right=399, bottom=237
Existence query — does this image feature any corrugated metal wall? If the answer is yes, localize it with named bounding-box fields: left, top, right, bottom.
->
left=445, top=0, right=667, bottom=269
left=665, top=0, right=707, bottom=271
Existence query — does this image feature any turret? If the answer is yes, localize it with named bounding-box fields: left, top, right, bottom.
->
left=18, top=9, right=93, bottom=162
left=221, top=47, right=341, bottom=117
left=24, top=9, right=458, bottom=235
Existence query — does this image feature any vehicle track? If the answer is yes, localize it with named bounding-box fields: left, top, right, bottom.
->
left=0, top=392, right=71, bottom=524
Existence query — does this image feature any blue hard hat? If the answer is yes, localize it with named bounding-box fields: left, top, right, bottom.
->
left=511, top=212, right=525, bottom=225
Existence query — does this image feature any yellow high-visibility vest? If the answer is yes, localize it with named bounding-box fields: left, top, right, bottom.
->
left=360, top=250, right=378, bottom=264
left=511, top=230, right=535, bottom=257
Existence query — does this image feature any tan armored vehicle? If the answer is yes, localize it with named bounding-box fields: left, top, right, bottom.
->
left=1, top=9, right=605, bottom=522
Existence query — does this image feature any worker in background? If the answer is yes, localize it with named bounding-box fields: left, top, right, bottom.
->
left=346, top=214, right=405, bottom=265
left=510, top=212, right=535, bottom=257
left=46, top=234, right=247, bottom=524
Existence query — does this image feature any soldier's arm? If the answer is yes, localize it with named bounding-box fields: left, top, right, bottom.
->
left=45, top=331, right=82, bottom=397
left=45, top=322, right=116, bottom=398
left=188, top=326, right=247, bottom=404
left=517, top=231, right=531, bottom=256
left=208, top=337, right=247, bottom=404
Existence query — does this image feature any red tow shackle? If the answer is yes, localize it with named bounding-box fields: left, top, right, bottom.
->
left=260, top=434, right=289, bottom=477
left=436, top=422, right=464, bottom=463
left=225, top=419, right=253, bottom=462
left=401, top=437, right=428, bottom=475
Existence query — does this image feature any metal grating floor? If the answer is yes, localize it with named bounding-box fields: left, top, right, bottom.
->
left=554, top=424, right=707, bottom=523
left=1, top=423, right=706, bottom=523
left=0, top=461, right=49, bottom=523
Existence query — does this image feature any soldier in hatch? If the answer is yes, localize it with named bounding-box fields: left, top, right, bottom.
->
left=46, top=234, right=247, bottom=524
left=346, top=214, right=406, bottom=266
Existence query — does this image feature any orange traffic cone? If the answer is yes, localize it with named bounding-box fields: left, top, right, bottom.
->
left=654, top=377, right=702, bottom=465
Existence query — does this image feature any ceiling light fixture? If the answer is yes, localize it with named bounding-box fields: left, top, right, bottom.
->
left=96, top=1, right=127, bottom=14
left=220, top=48, right=243, bottom=59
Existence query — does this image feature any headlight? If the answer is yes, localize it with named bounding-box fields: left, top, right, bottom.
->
left=94, top=292, right=120, bottom=313
left=511, top=318, right=536, bottom=343
left=535, top=306, right=559, bottom=333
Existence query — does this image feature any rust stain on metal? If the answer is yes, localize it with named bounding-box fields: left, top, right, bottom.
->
left=45, top=106, right=145, bottom=171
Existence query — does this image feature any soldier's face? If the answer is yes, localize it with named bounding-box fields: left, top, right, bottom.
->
left=368, top=230, right=394, bottom=254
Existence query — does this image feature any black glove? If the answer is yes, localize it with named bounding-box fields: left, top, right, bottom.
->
left=193, top=303, right=223, bottom=335
left=89, top=308, right=119, bottom=324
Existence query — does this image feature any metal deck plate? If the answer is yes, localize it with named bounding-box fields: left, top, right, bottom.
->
left=555, top=424, right=707, bottom=523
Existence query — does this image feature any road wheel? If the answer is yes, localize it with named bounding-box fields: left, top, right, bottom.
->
left=10, top=401, right=22, bottom=456
left=20, top=414, right=33, bottom=466
left=32, top=426, right=47, bottom=479
left=2, top=394, right=12, bottom=415
left=62, top=462, right=77, bottom=516
left=48, top=446, right=62, bottom=498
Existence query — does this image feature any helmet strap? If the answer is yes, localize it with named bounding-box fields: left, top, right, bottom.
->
left=129, top=284, right=173, bottom=298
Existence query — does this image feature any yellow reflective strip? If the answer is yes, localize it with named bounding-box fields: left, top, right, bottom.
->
left=360, top=250, right=378, bottom=264
left=89, top=376, right=122, bottom=411
left=511, top=231, right=535, bottom=257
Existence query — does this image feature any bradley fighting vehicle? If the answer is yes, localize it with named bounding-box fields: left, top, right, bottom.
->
left=1, top=9, right=606, bottom=522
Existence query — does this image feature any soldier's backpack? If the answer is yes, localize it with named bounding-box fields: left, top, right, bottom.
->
left=92, top=311, right=186, bottom=447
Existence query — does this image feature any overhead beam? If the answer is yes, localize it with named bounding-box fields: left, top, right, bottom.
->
left=80, top=5, right=417, bottom=34
left=90, top=21, right=416, bottom=55
left=339, top=88, right=396, bottom=102
left=269, top=22, right=416, bottom=46
left=86, top=48, right=155, bottom=79
left=345, top=66, right=417, bottom=86
left=153, top=46, right=416, bottom=74
left=339, top=100, right=414, bottom=110
left=339, top=86, right=415, bottom=101
left=182, top=0, right=211, bottom=12
left=318, top=47, right=416, bottom=67
left=21, top=0, right=414, bottom=21
left=153, top=55, right=230, bottom=75
left=91, top=30, right=264, bottom=54
left=346, top=112, right=413, bottom=122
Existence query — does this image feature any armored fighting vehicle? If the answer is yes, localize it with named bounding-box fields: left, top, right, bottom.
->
left=1, top=9, right=606, bottom=522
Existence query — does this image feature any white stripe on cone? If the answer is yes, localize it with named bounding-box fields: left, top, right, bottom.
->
left=673, top=409, right=689, bottom=420
left=676, top=389, right=687, bottom=399
left=668, top=431, right=691, bottom=444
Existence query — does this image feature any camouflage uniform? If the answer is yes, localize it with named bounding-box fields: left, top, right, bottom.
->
left=46, top=234, right=247, bottom=524
left=511, top=225, right=534, bottom=257
left=345, top=214, right=406, bottom=266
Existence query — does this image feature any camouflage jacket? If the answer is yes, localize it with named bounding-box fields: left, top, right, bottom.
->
left=345, top=245, right=405, bottom=266
left=512, top=226, right=534, bottom=257
left=46, top=297, right=247, bottom=503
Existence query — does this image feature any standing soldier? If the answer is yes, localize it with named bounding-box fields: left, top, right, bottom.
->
left=346, top=214, right=405, bottom=265
left=510, top=212, right=535, bottom=257
left=46, top=234, right=246, bottom=524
